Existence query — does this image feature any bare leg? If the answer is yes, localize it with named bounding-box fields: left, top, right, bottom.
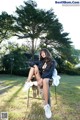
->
left=27, top=67, right=34, bottom=82
left=33, top=65, right=43, bottom=87
left=43, top=78, right=49, bottom=105
left=34, top=65, right=49, bottom=104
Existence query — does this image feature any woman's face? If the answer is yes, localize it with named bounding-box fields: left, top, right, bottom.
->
left=40, top=51, right=46, bottom=58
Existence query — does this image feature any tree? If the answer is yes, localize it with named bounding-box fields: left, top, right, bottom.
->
left=40, top=17, right=72, bottom=58
left=0, top=0, right=72, bottom=61
left=0, top=12, right=14, bottom=43
left=13, top=0, right=46, bottom=58
left=2, top=48, right=28, bottom=75
left=13, top=0, right=72, bottom=59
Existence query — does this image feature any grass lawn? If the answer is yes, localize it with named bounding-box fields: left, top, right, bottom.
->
left=0, top=74, right=80, bottom=120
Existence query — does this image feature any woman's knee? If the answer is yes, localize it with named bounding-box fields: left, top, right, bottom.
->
left=30, top=67, right=35, bottom=71
left=34, top=65, right=38, bottom=69
left=34, top=65, right=39, bottom=73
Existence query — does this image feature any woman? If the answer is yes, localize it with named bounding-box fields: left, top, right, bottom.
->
left=23, top=48, right=55, bottom=118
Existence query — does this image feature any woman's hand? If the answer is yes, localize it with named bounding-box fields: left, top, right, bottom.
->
left=42, top=63, right=47, bottom=69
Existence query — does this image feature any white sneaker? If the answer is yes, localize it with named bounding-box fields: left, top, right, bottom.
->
left=23, top=81, right=33, bottom=92
left=33, top=81, right=38, bottom=86
left=44, top=104, right=52, bottom=119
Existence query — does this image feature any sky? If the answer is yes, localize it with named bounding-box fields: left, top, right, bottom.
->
left=0, top=0, right=80, bottom=49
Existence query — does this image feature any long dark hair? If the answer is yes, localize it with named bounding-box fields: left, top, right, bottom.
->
left=39, top=48, right=53, bottom=65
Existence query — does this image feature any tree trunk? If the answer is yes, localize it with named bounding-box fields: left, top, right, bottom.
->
left=31, top=39, right=34, bottom=60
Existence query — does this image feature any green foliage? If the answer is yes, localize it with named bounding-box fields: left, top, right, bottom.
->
left=65, top=68, right=80, bottom=75
left=56, top=57, right=80, bottom=75
left=1, top=48, right=29, bottom=76
left=70, top=47, right=80, bottom=64
left=65, top=61, right=74, bottom=69
left=0, top=12, right=14, bottom=43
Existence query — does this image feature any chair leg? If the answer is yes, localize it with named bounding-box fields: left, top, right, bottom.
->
left=27, top=89, right=30, bottom=107
left=54, top=86, right=57, bottom=104
left=27, top=86, right=40, bottom=107
left=26, top=85, right=52, bottom=107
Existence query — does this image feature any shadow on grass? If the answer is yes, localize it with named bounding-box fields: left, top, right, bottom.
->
left=0, top=81, right=24, bottom=94
left=2, top=85, right=23, bottom=111
left=24, top=102, right=53, bottom=120
left=0, top=74, right=25, bottom=95
left=0, top=74, right=26, bottom=111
